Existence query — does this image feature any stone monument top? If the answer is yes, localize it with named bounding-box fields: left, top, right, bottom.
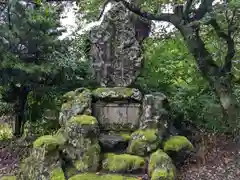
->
left=89, top=2, right=150, bottom=87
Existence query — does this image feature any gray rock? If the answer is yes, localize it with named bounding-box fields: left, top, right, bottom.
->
left=99, top=133, right=128, bottom=152
left=89, top=2, right=150, bottom=87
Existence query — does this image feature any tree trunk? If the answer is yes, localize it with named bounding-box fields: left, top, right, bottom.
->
left=13, top=86, right=29, bottom=137
left=211, top=76, right=240, bottom=133
left=178, top=25, right=240, bottom=136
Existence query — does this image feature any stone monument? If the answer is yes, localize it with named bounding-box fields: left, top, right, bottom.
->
left=17, top=2, right=194, bottom=180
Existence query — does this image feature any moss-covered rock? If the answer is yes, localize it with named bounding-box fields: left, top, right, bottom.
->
left=163, top=136, right=193, bottom=152
left=66, top=115, right=99, bottom=138
left=151, top=168, right=175, bottom=180
left=69, top=173, right=139, bottom=180
left=59, top=88, right=92, bottom=126
left=0, top=123, right=13, bottom=141
left=33, top=134, right=65, bottom=151
left=0, top=176, right=16, bottom=180
left=127, top=129, right=161, bottom=156
left=102, top=153, right=145, bottom=173
left=69, top=115, right=97, bottom=125
left=148, top=149, right=176, bottom=178
left=74, top=143, right=101, bottom=171
left=92, top=87, right=142, bottom=101
left=50, top=167, right=65, bottom=180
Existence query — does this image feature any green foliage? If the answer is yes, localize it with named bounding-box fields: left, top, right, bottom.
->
left=136, top=36, right=202, bottom=93
left=0, top=123, right=13, bottom=141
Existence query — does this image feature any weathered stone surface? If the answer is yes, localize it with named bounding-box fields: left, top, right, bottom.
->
left=92, top=87, right=142, bottom=101
left=99, top=133, right=129, bottom=152
left=127, top=129, right=161, bottom=156
left=64, top=115, right=100, bottom=172
left=59, top=88, right=92, bottom=126
left=93, top=102, right=141, bottom=131
left=102, top=153, right=145, bottom=173
left=148, top=149, right=176, bottom=180
left=140, top=92, right=170, bottom=131
left=89, top=2, right=150, bottom=87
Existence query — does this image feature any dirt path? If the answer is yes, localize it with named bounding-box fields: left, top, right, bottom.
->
left=178, top=135, right=240, bottom=180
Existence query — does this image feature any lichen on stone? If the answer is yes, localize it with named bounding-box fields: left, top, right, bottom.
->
left=148, top=149, right=174, bottom=176
left=74, top=143, right=101, bottom=172
left=92, top=87, right=142, bottom=101
left=127, top=129, right=160, bottom=156
left=69, top=173, right=139, bottom=180
left=102, top=153, right=145, bottom=173
left=0, top=176, right=16, bottom=180
left=163, top=136, right=193, bottom=152
left=59, top=88, right=92, bottom=126
left=151, top=168, right=175, bottom=180
left=50, top=167, right=65, bottom=180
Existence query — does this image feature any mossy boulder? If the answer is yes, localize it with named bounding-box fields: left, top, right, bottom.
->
left=102, top=153, right=145, bottom=173
left=151, top=168, right=175, bottom=180
left=148, top=149, right=176, bottom=180
left=163, top=136, right=193, bottom=152
left=33, top=134, right=66, bottom=151
left=69, top=173, right=139, bottom=180
left=92, top=87, right=142, bottom=101
left=127, top=129, right=161, bottom=156
left=163, top=136, right=193, bottom=167
left=0, top=176, right=16, bottom=180
left=66, top=115, right=99, bottom=138
left=73, top=143, right=101, bottom=172
left=59, top=88, right=92, bottom=126
left=50, top=167, right=65, bottom=180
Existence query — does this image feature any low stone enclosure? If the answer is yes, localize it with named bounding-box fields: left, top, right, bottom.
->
left=13, top=87, right=194, bottom=180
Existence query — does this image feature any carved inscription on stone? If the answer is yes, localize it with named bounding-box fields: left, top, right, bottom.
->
left=89, top=2, right=150, bottom=87
left=93, top=102, right=141, bottom=131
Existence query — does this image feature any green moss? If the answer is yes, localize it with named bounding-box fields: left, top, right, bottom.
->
left=50, top=167, right=65, bottom=180
left=127, top=129, right=160, bottom=156
left=69, top=115, right=97, bottom=125
left=92, top=87, right=134, bottom=99
left=61, top=102, right=72, bottom=110
left=163, top=136, right=193, bottom=152
left=119, top=132, right=131, bottom=141
left=62, top=91, right=76, bottom=102
left=0, top=176, right=16, bottom=180
left=102, top=153, right=145, bottom=173
left=74, top=143, right=101, bottom=171
left=69, top=173, right=139, bottom=180
left=148, top=149, right=173, bottom=176
left=33, top=134, right=65, bottom=151
left=0, top=123, right=13, bottom=141
left=151, top=168, right=175, bottom=180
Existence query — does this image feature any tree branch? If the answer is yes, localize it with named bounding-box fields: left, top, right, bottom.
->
left=113, top=0, right=175, bottom=23
left=209, top=19, right=235, bottom=74
left=192, top=0, right=214, bottom=21
left=184, top=0, right=194, bottom=19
